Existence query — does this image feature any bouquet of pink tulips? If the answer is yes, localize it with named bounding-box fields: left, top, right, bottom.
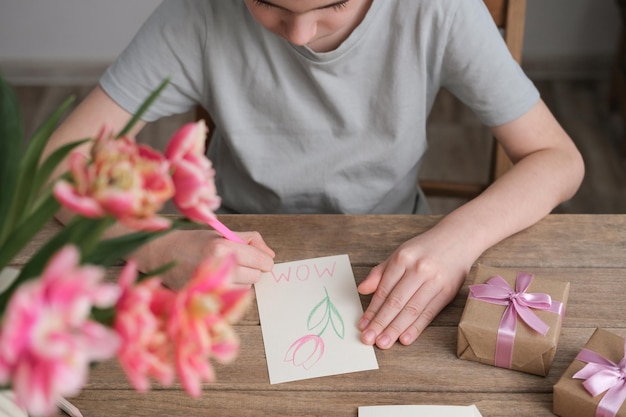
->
left=0, top=75, right=251, bottom=416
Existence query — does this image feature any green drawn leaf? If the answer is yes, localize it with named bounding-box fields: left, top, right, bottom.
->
left=328, top=301, right=345, bottom=339
left=307, top=295, right=329, bottom=332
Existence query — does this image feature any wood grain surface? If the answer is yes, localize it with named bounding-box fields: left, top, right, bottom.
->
left=23, top=214, right=624, bottom=417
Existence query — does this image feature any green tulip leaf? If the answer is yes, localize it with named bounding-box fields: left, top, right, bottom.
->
left=85, top=226, right=173, bottom=267
left=307, top=296, right=330, bottom=332
left=0, top=194, right=60, bottom=274
left=30, top=138, right=90, bottom=201
left=2, top=94, right=75, bottom=245
left=328, top=302, right=345, bottom=339
left=12, top=216, right=110, bottom=285
left=117, top=77, right=170, bottom=138
left=0, top=74, right=24, bottom=245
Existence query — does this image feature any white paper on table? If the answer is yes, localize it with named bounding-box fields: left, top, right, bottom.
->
left=0, top=391, right=28, bottom=417
left=254, top=254, right=378, bottom=384
left=358, top=405, right=483, bottom=417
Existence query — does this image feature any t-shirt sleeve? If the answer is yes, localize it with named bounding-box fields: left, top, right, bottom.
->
left=99, top=0, right=207, bottom=122
left=440, top=0, right=539, bottom=127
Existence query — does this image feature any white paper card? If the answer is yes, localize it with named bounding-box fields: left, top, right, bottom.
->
left=358, top=405, right=483, bottom=417
left=255, top=254, right=378, bottom=384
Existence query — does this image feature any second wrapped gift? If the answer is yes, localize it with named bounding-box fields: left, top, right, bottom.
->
left=457, top=264, right=569, bottom=376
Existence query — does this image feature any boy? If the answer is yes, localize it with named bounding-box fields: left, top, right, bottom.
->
left=44, top=0, right=584, bottom=350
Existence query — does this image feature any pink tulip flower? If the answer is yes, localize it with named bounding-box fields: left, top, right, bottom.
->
left=165, top=121, right=221, bottom=223
left=284, top=335, right=325, bottom=370
left=0, top=246, right=120, bottom=416
left=54, top=126, right=174, bottom=231
left=167, top=254, right=251, bottom=397
left=114, top=254, right=250, bottom=397
left=114, top=260, right=176, bottom=392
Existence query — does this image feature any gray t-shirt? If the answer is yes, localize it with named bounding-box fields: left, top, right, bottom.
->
left=100, top=0, right=539, bottom=215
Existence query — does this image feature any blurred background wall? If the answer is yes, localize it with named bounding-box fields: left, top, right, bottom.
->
left=0, top=0, right=622, bottom=84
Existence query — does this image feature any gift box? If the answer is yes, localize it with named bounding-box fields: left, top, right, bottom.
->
left=457, top=264, right=569, bottom=376
left=553, top=328, right=626, bottom=417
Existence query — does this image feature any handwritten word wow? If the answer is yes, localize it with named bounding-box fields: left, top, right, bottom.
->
left=271, top=261, right=337, bottom=284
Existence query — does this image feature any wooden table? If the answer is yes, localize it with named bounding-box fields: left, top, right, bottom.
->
left=26, top=214, right=625, bottom=416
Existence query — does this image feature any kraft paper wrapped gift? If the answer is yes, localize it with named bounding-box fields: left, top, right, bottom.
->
left=457, top=264, right=569, bottom=376
left=553, top=328, right=626, bottom=417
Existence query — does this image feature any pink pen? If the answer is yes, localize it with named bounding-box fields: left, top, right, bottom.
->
left=207, top=217, right=245, bottom=244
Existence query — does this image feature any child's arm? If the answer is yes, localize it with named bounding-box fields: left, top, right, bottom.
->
left=357, top=98, right=585, bottom=349
left=43, top=86, right=275, bottom=290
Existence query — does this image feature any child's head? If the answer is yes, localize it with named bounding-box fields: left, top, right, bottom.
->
left=244, top=0, right=372, bottom=51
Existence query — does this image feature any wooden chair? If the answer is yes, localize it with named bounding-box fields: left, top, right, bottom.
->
left=419, top=0, right=527, bottom=199
left=196, top=0, right=527, bottom=199
left=609, top=0, right=626, bottom=156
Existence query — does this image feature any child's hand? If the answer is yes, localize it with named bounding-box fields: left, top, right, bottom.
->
left=134, top=228, right=276, bottom=290
left=357, top=230, right=469, bottom=349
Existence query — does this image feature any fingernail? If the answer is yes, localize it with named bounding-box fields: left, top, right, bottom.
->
left=377, top=335, right=391, bottom=349
left=363, top=329, right=376, bottom=344
left=358, top=318, right=369, bottom=330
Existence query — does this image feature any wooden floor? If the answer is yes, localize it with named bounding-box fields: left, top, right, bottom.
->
left=13, top=78, right=626, bottom=215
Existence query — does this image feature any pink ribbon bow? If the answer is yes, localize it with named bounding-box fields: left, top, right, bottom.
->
left=469, top=272, right=564, bottom=369
left=573, top=340, right=626, bottom=417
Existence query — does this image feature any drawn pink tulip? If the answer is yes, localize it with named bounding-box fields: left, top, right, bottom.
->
left=284, top=335, right=325, bottom=370
left=165, top=121, right=221, bottom=223
left=167, top=254, right=251, bottom=397
left=284, top=286, right=343, bottom=371
left=0, top=246, right=120, bottom=416
left=114, top=260, right=176, bottom=392
left=53, top=126, right=174, bottom=231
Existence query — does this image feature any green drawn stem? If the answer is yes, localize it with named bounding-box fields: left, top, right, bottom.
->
left=307, top=286, right=345, bottom=340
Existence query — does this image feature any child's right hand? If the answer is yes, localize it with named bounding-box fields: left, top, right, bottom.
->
left=133, top=228, right=276, bottom=290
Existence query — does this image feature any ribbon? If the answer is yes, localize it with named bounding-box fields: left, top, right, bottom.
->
left=573, top=339, right=626, bottom=417
left=468, top=272, right=564, bottom=369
